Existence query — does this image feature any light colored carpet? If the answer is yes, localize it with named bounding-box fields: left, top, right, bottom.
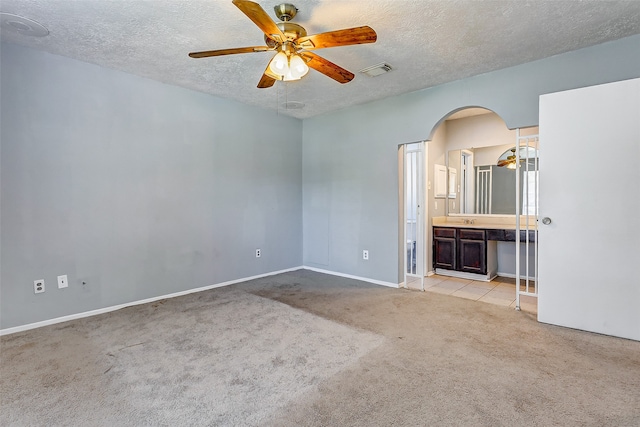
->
left=0, top=285, right=383, bottom=426
left=2, top=269, right=640, bottom=426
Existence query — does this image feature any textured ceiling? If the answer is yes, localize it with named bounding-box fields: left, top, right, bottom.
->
left=1, top=0, right=640, bottom=119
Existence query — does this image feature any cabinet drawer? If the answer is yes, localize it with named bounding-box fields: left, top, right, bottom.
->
left=459, top=229, right=485, bottom=241
left=434, top=227, right=456, bottom=238
left=486, top=229, right=505, bottom=241
left=504, top=229, right=536, bottom=242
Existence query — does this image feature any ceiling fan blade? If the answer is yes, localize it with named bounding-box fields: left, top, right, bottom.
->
left=189, top=46, right=270, bottom=58
left=257, top=64, right=278, bottom=88
left=297, top=26, right=377, bottom=50
left=232, top=0, right=285, bottom=43
left=300, top=52, right=354, bottom=84
left=257, top=73, right=277, bottom=88
left=497, top=159, right=514, bottom=167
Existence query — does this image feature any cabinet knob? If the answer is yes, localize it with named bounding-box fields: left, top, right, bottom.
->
left=541, top=217, right=552, bottom=225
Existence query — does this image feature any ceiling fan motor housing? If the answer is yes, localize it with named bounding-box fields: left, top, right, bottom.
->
left=274, top=3, right=298, bottom=21
left=265, top=21, right=307, bottom=47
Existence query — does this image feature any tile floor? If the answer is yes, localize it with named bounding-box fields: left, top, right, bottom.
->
left=419, top=275, right=538, bottom=314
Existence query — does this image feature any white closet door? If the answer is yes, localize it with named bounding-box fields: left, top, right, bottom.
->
left=538, top=78, right=640, bottom=341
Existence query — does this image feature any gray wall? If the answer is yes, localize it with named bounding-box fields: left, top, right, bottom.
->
left=3, top=34, right=640, bottom=329
left=1, top=44, right=303, bottom=329
left=302, top=35, right=640, bottom=284
left=301, top=111, right=401, bottom=283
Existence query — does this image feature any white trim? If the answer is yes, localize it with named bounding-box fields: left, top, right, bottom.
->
left=1, top=266, right=400, bottom=336
left=518, top=291, right=538, bottom=297
left=435, top=268, right=497, bottom=282
left=0, top=266, right=303, bottom=336
left=303, top=266, right=399, bottom=288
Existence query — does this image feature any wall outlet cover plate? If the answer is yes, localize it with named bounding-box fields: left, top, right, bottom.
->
left=34, top=279, right=45, bottom=294
left=57, top=274, right=68, bottom=288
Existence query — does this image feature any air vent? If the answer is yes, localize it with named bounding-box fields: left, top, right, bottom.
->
left=359, top=62, right=393, bottom=77
left=282, top=101, right=305, bottom=110
left=0, top=13, right=49, bottom=37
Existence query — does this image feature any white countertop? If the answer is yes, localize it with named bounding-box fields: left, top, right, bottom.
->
left=432, top=215, right=537, bottom=230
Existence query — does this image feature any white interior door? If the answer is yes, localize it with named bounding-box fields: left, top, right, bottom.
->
left=538, top=78, right=640, bottom=341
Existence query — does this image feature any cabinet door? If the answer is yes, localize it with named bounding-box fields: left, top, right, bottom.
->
left=459, top=239, right=486, bottom=274
left=434, top=238, right=456, bottom=270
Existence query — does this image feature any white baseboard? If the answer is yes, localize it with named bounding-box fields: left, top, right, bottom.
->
left=435, top=268, right=496, bottom=282
left=303, top=266, right=399, bottom=288
left=0, top=266, right=304, bottom=336
left=1, top=265, right=401, bottom=336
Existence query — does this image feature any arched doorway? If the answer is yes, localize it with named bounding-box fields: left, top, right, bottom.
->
left=419, top=107, right=539, bottom=312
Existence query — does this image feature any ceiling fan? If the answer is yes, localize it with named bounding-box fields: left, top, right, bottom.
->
left=188, top=0, right=377, bottom=88
left=497, top=148, right=518, bottom=169
left=497, top=147, right=539, bottom=169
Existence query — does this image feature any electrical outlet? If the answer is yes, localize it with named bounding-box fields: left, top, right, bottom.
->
left=363, top=250, right=369, bottom=260
left=57, top=274, right=68, bottom=289
left=256, top=249, right=261, bottom=258
left=34, top=279, right=45, bottom=294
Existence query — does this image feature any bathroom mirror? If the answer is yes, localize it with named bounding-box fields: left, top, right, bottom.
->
left=436, top=108, right=539, bottom=217
left=447, top=144, right=539, bottom=215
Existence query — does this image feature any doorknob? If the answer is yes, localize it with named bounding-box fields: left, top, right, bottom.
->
left=542, top=217, right=552, bottom=225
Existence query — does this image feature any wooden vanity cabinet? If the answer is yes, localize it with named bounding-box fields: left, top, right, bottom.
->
left=433, top=227, right=489, bottom=275
left=433, top=224, right=533, bottom=280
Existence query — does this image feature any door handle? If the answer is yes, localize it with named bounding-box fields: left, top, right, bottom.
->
left=542, top=217, right=552, bottom=225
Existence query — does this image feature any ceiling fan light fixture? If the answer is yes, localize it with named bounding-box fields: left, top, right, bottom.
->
left=289, top=54, right=309, bottom=79
left=269, top=51, right=289, bottom=75
left=268, top=51, right=308, bottom=81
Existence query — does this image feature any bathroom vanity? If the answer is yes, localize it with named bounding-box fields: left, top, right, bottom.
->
left=432, top=216, right=536, bottom=281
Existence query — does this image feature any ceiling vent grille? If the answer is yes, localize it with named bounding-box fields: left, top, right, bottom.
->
left=0, top=13, right=49, bottom=37
left=282, top=101, right=305, bottom=110
left=359, top=62, right=393, bottom=77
